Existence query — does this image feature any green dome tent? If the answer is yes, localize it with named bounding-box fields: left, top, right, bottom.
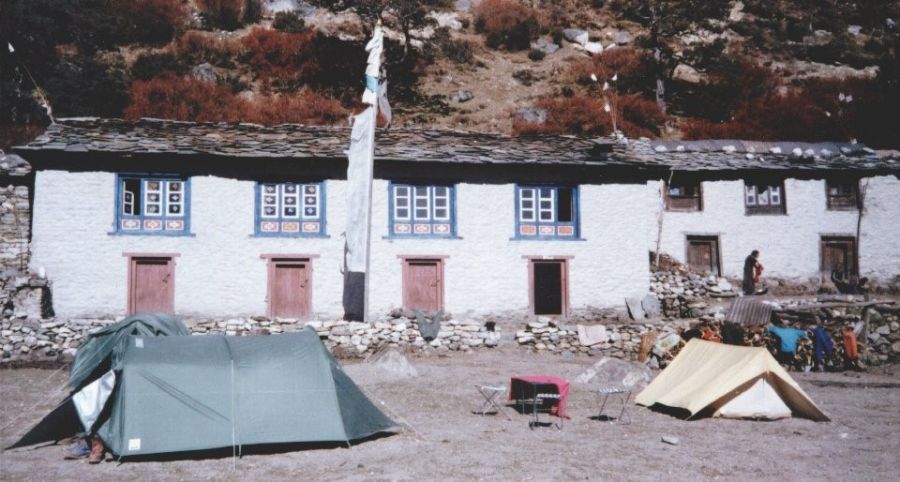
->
left=9, top=328, right=396, bottom=458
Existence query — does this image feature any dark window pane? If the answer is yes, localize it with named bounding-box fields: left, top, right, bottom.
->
left=124, top=179, right=142, bottom=216
left=558, top=188, right=573, bottom=222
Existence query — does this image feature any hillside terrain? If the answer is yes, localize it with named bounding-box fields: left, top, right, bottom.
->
left=1, top=0, right=898, bottom=149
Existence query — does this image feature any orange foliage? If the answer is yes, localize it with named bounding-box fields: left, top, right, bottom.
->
left=513, top=93, right=665, bottom=138
left=124, top=74, right=347, bottom=125
left=473, top=0, right=542, bottom=51
left=241, top=28, right=320, bottom=87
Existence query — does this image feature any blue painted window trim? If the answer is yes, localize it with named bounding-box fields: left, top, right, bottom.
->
left=512, top=184, right=583, bottom=241
left=111, top=173, right=193, bottom=237
left=386, top=182, right=460, bottom=239
left=253, top=181, right=329, bottom=238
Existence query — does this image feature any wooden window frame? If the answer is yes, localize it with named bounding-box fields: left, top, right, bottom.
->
left=514, top=185, right=580, bottom=240
left=124, top=252, right=179, bottom=316
left=744, top=180, right=786, bottom=215
left=260, top=254, right=319, bottom=319
left=388, top=183, right=458, bottom=238
left=665, top=180, right=703, bottom=211
left=114, top=174, right=191, bottom=236
left=523, top=256, right=572, bottom=317
left=254, top=182, right=327, bottom=237
left=825, top=179, right=860, bottom=211
left=398, top=255, right=447, bottom=311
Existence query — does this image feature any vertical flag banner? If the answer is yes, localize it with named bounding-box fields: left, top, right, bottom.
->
left=343, top=23, right=385, bottom=321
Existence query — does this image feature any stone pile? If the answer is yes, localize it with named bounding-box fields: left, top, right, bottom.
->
left=650, top=270, right=736, bottom=317
left=515, top=317, right=691, bottom=361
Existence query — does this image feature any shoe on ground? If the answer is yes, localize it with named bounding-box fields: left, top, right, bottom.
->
left=63, top=438, right=90, bottom=460
left=88, top=436, right=105, bottom=464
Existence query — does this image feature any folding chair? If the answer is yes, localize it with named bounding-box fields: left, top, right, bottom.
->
left=474, top=384, right=511, bottom=420
left=530, top=392, right=563, bottom=430
left=596, top=387, right=632, bottom=424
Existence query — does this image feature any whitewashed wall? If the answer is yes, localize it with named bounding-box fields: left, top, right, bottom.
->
left=31, top=171, right=650, bottom=319
left=649, top=175, right=900, bottom=282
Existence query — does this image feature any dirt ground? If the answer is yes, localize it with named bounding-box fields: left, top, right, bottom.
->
left=2, top=346, right=899, bottom=481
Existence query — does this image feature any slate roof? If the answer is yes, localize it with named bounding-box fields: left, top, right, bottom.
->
left=0, top=152, right=31, bottom=177
left=13, top=118, right=900, bottom=173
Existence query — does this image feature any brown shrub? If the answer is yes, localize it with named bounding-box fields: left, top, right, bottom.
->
left=513, top=93, right=665, bottom=138
left=244, top=91, right=348, bottom=125
left=682, top=92, right=826, bottom=141
left=176, top=30, right=242, bottom=67
left=124, top=74, right=249, bottom=122
left=117, top=0, right=189, bottom=44
left=241, top=28, right=320, bottom=88
left=473, top=0, right=541, bottom=51
left=566, top=47, right=657, bottom=95
left=0, top=124, right=45, bottom=151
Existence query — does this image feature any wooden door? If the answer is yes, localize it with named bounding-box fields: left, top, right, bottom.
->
left=529, top=259, right=569, bottom=316
left=821, top=237, right=856, bottom=278
left=269, top=260, right=312, bottom=319
left=402, top=259, right=443, bottom=312
left=686, top=236, right=720, bottom=276
left=129, top=257, right=175, bottom=315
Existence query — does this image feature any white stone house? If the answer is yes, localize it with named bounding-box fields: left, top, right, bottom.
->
left=14, top=120, right=900, bottom=320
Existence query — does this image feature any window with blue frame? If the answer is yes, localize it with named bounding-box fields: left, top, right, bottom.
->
left=389, top=184, right=456, bottom=237
left=515, top=185, right=579, bottom=239
left=256, top=182, right=326, bottom=236
left=116, top=175, right=190, bottom=235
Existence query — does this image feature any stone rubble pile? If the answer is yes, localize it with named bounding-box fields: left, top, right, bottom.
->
left=650, top=270, right=737, bottom=318
left=515, top=317, right=691, bottom=361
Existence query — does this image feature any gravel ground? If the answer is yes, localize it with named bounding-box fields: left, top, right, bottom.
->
left=1, top=346, right=898, bottom=481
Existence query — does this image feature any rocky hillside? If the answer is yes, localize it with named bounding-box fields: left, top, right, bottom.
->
left=1, top=0, right=898, bottom=149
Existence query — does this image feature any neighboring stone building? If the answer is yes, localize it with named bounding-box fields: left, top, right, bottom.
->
left=0, top=152, right=32, bottom=272
left=13, top=119, right=900, bottom=320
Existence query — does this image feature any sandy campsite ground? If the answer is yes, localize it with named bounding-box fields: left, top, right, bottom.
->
left=1, top=346, right=899, bottom=481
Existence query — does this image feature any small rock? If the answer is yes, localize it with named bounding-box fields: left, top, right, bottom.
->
left=614, top=31, right=632, bottom=45
left=515, top=108, right=546, bottom=125
left=453, top=90, right=474, bottom=103
left=662, top=436, right=680, bottom=445
left=190, top=63, right=219, bottom=83
left=563, top=28, right=589, bottom=46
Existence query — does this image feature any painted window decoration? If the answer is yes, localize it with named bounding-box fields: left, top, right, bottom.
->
left=118, top=176, right=189, bottom=234
left=390, top=184, right=455, bottom=237
left=826, top=179, right=859, bottom=210
left=744, top=182, right=786, bottom=215
left=257, top=182, right=325, bottom=236
left=516, top=186, right=579, bottom=239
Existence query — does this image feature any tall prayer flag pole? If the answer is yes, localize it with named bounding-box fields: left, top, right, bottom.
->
left=344, top=21, right=388, bottom=322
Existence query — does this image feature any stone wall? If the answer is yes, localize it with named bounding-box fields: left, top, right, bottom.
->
left=0, top=183, right=30, bottom=272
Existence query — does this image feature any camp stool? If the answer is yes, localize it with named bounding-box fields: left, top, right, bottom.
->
left=530, top=392, right=563, bottom=430
left=474, top=384, right=511, bottom=420
left=596, top=387, right=632, bottom=424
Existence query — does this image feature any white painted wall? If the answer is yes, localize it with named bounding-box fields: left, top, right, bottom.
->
left=649, top=176, right=900, bottom=282
left=31, top=171, right=650, bottom=319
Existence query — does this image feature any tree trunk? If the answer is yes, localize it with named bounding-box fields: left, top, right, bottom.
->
left=649, top=2, right=667, bottom=115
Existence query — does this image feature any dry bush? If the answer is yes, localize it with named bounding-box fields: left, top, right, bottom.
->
left=473, top=0, right=541, bottom=51
left=245, top=91, right=348, bottom=125
left=241, top=28, right=320, bottom=88
left=567, top=47, right=656, bottom=95
left=682, top=92, right=825, bottom=141
left=176, top=30, right=242, bottom=67
left=117, top=0, right=189, bottom=44
left=0, top=124, right=45, bottom=151
left=513, top=93, right=665, bottom=138
left=124, top=74, right=249, bottom=122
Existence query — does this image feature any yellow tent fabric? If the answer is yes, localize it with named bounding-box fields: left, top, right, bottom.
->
left=635, top=339, right=829, bottom=421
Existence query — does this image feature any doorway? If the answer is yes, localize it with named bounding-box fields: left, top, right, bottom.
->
left=267, top=258, right=313, bottom=319
left=529, top=259, right=569, bottom=316
left=127, top=255, right=176, bottom=315
left=401, top=258, right=445, bottom=313
left=686, top=235, right=721, bottom=276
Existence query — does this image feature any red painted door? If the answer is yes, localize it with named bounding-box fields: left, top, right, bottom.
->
left=129, top=257, right=174, bottom=314
left=270, top=261, right=311, bottom=318
left=404, top=260, right=442, bottom=312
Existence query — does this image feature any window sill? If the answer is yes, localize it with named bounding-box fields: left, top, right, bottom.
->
left=744, top=212, right=787, bottom=216
left=252, top=233, right=330, bottom=239
left=108, top=231, right=196, bottom=237
left=383, top=235, right=463, bottom=240
left=509, top=236, right=586, bottom=242
left=825, top=207, right=860, bottom=212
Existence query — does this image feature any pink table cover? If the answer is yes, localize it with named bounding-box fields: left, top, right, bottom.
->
left=509, top=375, right=570, bottom=418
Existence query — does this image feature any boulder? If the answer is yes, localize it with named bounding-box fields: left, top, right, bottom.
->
left=530, top=37, right=560, bottom=54
left=190, top=63, right=219, bottom=83
left=672, top=64, right=703, bottom=84
left=614, top=31, right=632, bottom=45
left=584, top=41, right=604, bottom=55
left=453, top=90, right=474, bottom=103
left=574, top=357, right=652, bottom=389
left=563, top=28, right=589, bottom=46
left=515, top=108, right=546, bottom=125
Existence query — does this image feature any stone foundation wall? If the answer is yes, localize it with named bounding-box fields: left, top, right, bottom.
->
left=0, top=183, right=30, bottom=272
